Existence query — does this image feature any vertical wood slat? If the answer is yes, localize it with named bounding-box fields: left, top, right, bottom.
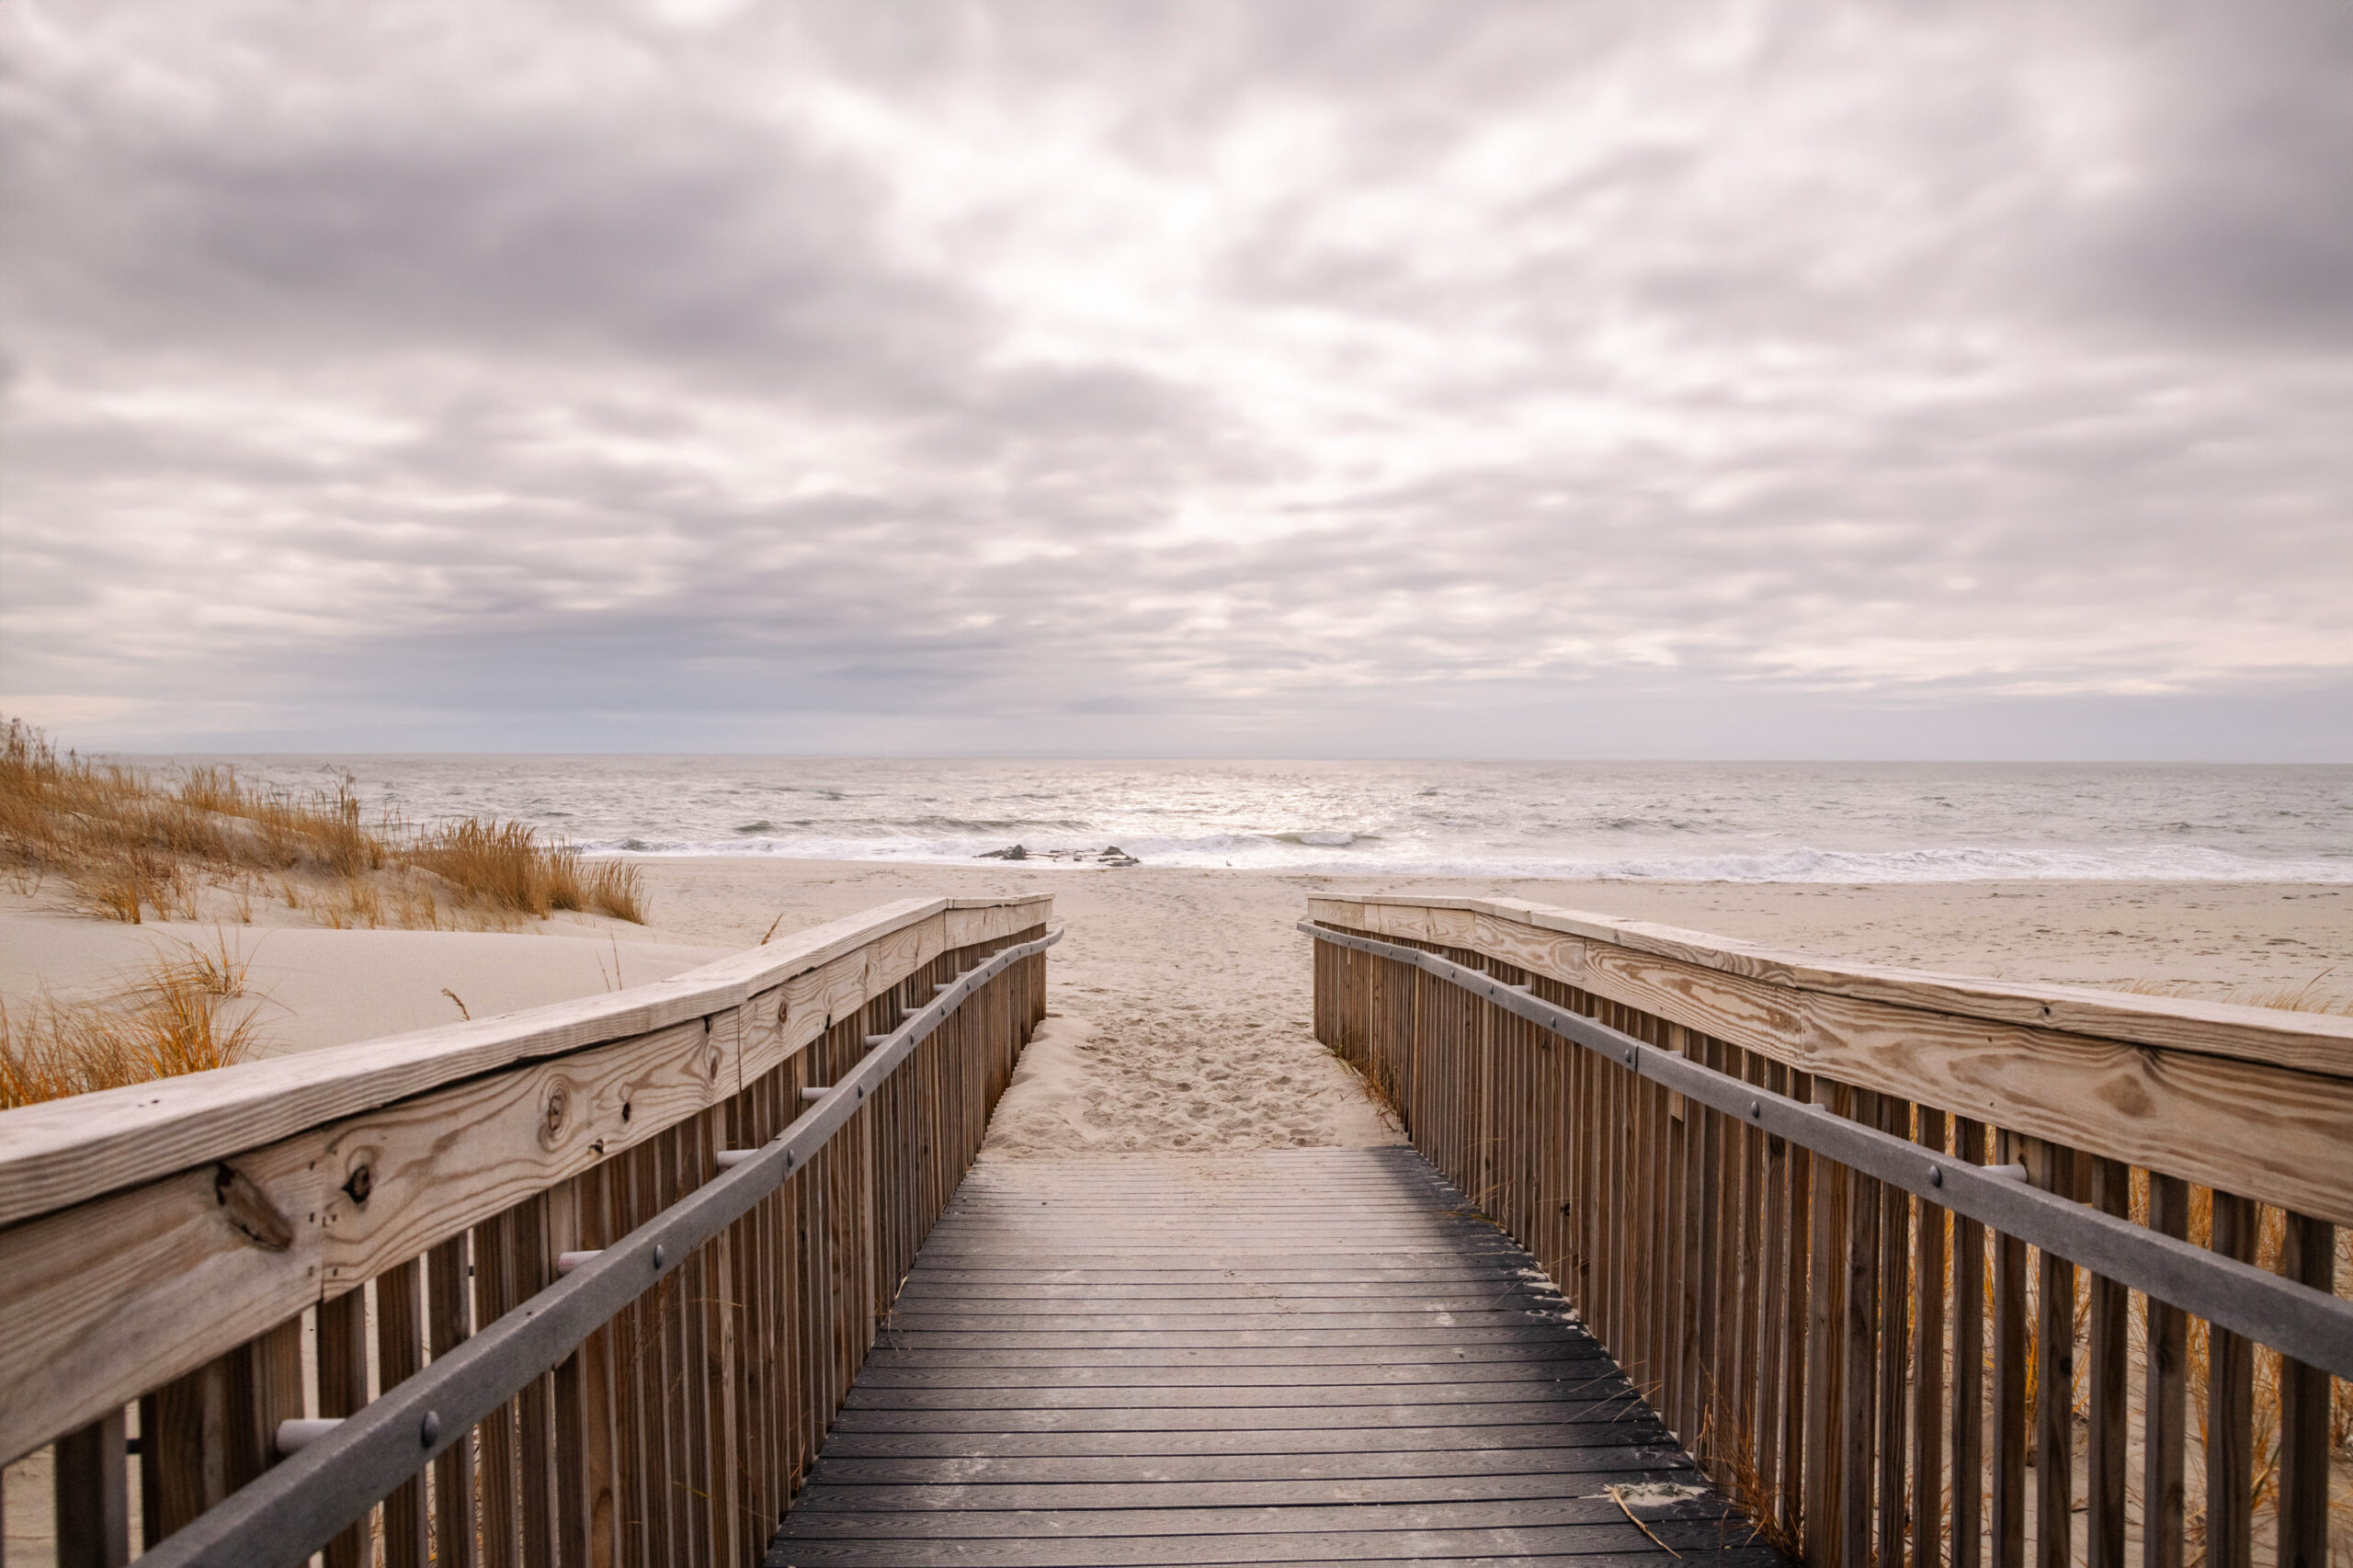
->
left=1874, top=1095, right=1909, bottom=1568
left=427, top=1234, right=480, bottom=1568
left=2141, top=1175, right=2189, bottom=1568
left=622, top=1141, right=661, bottom=1563
left=317, top=1286, right=373, bottom=1568
left=1951, top=1118, right=1989, bottom=1568
left=2032, top=1141, right=2080, bottom=1568
left=149, top=1353, right=234, bottom=1536
left=1684, top=1026, right=1722, bottom=1449
left=1733, top=1051, right=1767, bottom=1494
left=1992, top=1129, right=2030, bottom=1568
left=52, top=1408, right=129, bottom=1568
left=1777, top=1073, right=1813, bottom=1550
left=509, top=1195, right=557, bottom=1568
left=376, top=1259, right=430, bottom=1568
left=1911, top=1107, right=1949, bottom=1568
left=2205, top=1191, right=2259, bottom=1568
left=1803, top=1078, right=1850, bottom=1568
left=216, top=1312, right=305, bottom=1515
left=2274, top=1211, right=2336, bottom=1568
left=474, top=1205, right=523, bottom=1568
left=655, top=1126, right=691, bottom=1568
left=2086, top=1158, right=2131, bottom=1568
left=544, top=1172, right=594, bottom=1568
left=1840, top=1088, right=1882, bottom=1568
left=137, top=1392, right=163, bottom=1551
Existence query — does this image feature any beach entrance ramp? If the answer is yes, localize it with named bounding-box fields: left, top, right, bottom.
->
left=766, top=1147, right=1748, bottom=1566
left=6, top=891, right=2351, bottom=1568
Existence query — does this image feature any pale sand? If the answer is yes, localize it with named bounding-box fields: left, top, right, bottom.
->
left=626, top=859, right=2353, bottom=1160
left=5, top=863, right=2347, bottom=1151
left=0, top=892, right=733, bottom=1056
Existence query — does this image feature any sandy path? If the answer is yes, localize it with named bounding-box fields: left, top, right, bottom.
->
left=633, top=862, right=2353, bottom=1160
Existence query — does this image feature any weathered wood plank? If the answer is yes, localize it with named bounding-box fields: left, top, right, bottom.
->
left=777, top=1532, right=1776, bottom=1568
left=813, top=1422, right=1678, bottom=1460
left=0, top=901, right=1049, bottom=1466
left=808, top=1446, right=1694, bottom=1483
left=859, top=1345, right=1604, bottom=1368
left=770, top=1149, right=1770, bottom=1568
left=1309, top=898, right=2353, bottom=1225
left=1307, top=893, right=2353, bottom=1076
left=791, top=1471, right=1721, bottom=1510
left=0, top=896, right=1041, bottom=1228
left=781, top=1495, right=1732, bottom=1537
left=0, top=1136, right=330, bottom=1467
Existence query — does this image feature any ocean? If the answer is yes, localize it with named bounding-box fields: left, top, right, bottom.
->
left=173, top=757, right=2353, bottom=883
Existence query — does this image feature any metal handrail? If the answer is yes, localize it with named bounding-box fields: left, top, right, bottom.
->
left=1301, top=920, right=2353, bottom=1381
left=142, top=926, right=1063, bottom=1568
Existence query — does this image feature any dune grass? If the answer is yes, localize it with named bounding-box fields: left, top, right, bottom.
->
left=0, top=718, right=645, bottom=927
left=0, top=932, right=267, bottom=1108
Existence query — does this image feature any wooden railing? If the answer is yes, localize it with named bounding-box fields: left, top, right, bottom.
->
left=0, top=893, right=1051, bottom=1566
left=1308, top=893, right=2352, bottom=1568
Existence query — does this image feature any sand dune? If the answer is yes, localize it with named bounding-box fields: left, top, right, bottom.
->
left=0, top=896, right=732, bottom=1058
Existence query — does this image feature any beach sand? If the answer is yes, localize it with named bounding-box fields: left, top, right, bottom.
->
left=5, top=862, right=2347, bottom=1149
left=630, top=859, right=2353, bottom=1158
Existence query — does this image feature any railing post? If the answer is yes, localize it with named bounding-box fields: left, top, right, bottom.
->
left=2140, top=1174, right=2189, bottom=1568
left=2275, top=1212, right=2336, bottom=1568
left=53, top=1408, right=130, bottom=1568
left=2204, top=1190, right=2258, bottom=1568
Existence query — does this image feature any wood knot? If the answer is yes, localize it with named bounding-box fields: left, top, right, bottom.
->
left=215, top=1163, right=294, bottom=1252
left=341, top=1163, right=373, bottom=1206
left=540, top=1083, right=573, bottom=1150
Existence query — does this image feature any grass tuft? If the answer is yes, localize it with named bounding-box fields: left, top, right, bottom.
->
left=0, top=937, right=268, bottom=1108
left=404, top=818, right=647, bottom=922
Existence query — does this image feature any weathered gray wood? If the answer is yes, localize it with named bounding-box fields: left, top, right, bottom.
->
left=769, top=1149, right=1774, bottom=1567
left=860, top=1346, right=1605, bottom=1368
left=888, top=1289, right=1569, bottom=1310
left=791, top=1471, right=1715, bottom=1509
left=851, top=1364, right=1615, bottom=1391
left=778, top=1539, right=1780, bottom=1568
left=782, top=1496, right=1734, bottom=1537
left=809, top=1447, right=1695, bottom=1483
left=880, top=1327, right=1606, bottom=1350
left=842, top=1382, right=1639, bottom=1411
left=0, top=896, right=1046, bottom=1230
left=884, top=1271, right=1562, bottom=1290
left=827, top=1401, right=1654, bottom=1435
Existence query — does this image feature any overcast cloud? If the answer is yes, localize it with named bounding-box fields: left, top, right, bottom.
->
left=3, top=1, right=2348, bottom=757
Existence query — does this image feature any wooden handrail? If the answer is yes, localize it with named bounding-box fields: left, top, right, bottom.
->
left=0, top=893, right=1051, bottom=1228
left=1308, top=892, right=2353, bottom=1226
left=134, top=927, right=1063, bottom=1568
left=3, top=893, right=1054, bottom=1568
left=1302, top=921, right=2353, bottom=1380
left=1308, top=894, right=2352, bottom=1568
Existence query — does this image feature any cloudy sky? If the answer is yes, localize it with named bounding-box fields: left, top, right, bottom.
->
left=2, top=2, right=2347, bottom=759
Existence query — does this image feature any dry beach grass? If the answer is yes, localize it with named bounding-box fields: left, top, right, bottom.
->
left=0, top=718, right=645, bottom=929
left=0, top=929, right=265, bottom=1108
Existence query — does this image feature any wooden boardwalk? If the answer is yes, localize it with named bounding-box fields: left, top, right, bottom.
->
left=766, top=1147, right=1778, bottom=1567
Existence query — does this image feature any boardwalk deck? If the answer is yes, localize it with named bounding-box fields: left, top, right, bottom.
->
left=766, top=1147, right=1780, bottom=1567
